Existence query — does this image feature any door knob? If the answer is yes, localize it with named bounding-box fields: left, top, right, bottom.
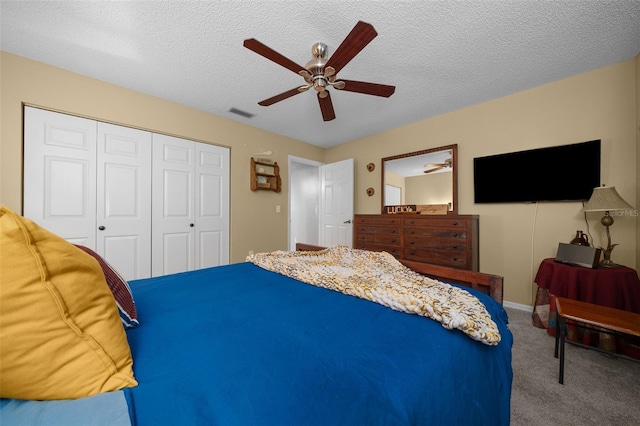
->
left=98, top=226, right=105, bottom=231
left=190, top=223, right=195, bottom=227
left=343, top=219, right=352, bottom=224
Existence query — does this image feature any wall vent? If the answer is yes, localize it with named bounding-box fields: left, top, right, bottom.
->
left=229, top=107, right=255, bottom=118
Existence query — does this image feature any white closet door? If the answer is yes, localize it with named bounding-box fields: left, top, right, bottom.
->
left=97, top=122, right=152, bottom=280
left=152, top=134, right=196, bottom=276
left=23, top=107, right=97, bottom=247
left=195, top=143, right=230, bottom=268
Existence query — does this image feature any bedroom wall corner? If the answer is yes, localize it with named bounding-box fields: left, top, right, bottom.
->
left=326, top=59, right=638, bottom=307
left=0, top=51, right=326, bottom=264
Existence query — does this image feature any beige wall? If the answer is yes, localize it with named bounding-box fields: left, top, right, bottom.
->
left=405, top=172, right=452, bottom=206
left=0, top=52, right=325, bottom=263
left=327, top=59, right=638, bottom=306
left=636, top=52, right=640, bottom=269
left=2, top=51, right=637, bottom=306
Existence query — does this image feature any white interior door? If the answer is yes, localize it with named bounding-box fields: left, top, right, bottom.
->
left=319, top=158, right=354, bottom=247
left=97, top=122, right=152, bottom=280
left=194, top=143, right=230, bottom=268
left=23, top=107, right=97, bottom=248
left=152, top=134, right=195, bottom=276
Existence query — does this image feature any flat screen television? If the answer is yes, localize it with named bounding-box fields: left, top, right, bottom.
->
left=473, top=140, right=601, bottom=203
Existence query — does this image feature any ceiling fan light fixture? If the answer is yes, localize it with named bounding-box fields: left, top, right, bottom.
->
left=305, top=43, right=328, bottom=75
left=243, top=21, right=395, bottom=121
left=313, top=76, right=327, bottom=91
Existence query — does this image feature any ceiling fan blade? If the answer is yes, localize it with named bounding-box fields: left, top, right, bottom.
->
left=258, top=87, right=304, bottom=106
left=318, top=91, right=336, bottom=121
left=424, top=165, right=446, bottom=174
left=243, top=38, right=307, bottom=75
left=325, top=21, right=377, bottom=74
left=338, top=79, right=395, bottom=97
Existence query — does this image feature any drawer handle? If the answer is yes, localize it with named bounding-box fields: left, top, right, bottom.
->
left=391, top=230, right=396, bottom=234
left=453, top=222, right=458, bottom=225
left=409, top=241, right=415, bottom=245
left=452, top=233, right=458, bottom=237
left=410, top=230, right=415, bottom=235
left=390, top=239, right=396, bottom=243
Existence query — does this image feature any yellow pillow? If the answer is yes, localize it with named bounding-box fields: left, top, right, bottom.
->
left=0, top=206, right=138, bottom=400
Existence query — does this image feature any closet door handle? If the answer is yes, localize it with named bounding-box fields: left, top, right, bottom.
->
left=190, top=223, right=194, bottom=228
left=98, top=226, right=105, bottom=231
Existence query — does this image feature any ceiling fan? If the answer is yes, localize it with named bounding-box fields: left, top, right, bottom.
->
left=243, top=21, right=395, bottom=121
left=424, top=158, right=453, bottom=174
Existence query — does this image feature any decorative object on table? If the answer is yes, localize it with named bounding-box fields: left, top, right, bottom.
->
left=570, top=230, right=589, bottom=246
left=555, top=243, right=601, bottom=269
left=384, top=204, right=417, bottom=214
left=416, top=204, right=449, bottom=215
left=366, top=162, right=375, bottom=172
left=582, top=186, right=635, bottom=267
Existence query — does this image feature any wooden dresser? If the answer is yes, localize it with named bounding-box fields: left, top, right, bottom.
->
left=354, top=214, right=479, bottom=271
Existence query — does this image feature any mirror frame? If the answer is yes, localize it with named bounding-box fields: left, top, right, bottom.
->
left=380, top=144, right=458, bottom=215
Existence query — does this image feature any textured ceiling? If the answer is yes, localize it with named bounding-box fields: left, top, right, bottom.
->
left=2, top=1, right=639, bottom=148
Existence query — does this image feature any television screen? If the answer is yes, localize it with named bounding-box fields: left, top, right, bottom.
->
left=473, top=140, right=601, bottom=203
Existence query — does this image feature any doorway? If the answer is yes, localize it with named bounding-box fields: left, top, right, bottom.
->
left=288, top=156, right=354, bottom=250
left=288, top=156, right=323, bottom=250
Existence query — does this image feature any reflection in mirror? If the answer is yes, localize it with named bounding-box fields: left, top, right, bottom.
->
left=381, top=144, right=457, bottom=214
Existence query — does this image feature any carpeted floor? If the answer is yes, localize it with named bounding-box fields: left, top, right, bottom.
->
left=507, top=306, right=640, bottom=425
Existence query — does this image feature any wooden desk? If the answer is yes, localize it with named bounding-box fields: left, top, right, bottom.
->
left=554, top=297, right=640, bottom=384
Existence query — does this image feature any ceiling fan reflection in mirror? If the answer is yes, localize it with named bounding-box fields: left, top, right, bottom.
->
left=243, top=21, right=395, bottom=121
left=424, top=158, right=453, bottom=174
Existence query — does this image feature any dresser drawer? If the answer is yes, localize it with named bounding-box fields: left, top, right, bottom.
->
left=356, top=233, right=401, bottom=245
left=404, top=228, right=467, bottom=240
left=403, top=248, right=468, bottom=268
left=356, top=225, right=401, bottom=236
left=355, top=216, right=402, bottom=226
left=403, top=217, right=469, bottom=228
left=404, top=236, right=467, bottom=251
left=355, top=243, right=402, bottom=258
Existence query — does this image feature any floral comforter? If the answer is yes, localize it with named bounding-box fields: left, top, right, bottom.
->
left=247, top=246, right=500, bottom=345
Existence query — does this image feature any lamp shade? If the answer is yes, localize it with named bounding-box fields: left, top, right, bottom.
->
left=582, top=186, right=635, bottom=212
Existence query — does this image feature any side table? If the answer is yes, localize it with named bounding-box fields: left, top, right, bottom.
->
left=533, top=258, right=640, bottom=358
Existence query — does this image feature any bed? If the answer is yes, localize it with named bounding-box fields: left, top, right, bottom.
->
left=0, top=207, right=512, bottom=426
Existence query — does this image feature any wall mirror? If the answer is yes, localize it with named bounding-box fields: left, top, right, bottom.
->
left=381, top=144, right=458, bottom=214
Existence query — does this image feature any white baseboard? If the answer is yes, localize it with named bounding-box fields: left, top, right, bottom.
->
left=503, top=300, right=533, bottom=312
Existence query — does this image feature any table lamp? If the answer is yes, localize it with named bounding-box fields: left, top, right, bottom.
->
left=582, top=186, right=635, bottom=267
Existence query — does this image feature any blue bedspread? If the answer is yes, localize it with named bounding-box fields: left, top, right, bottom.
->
left=124, top=262, right=513, bottom=425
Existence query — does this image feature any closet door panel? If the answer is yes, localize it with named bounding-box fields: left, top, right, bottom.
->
left=97, top=122, right=152, bottom=280
left=162, top=232, right=193, bottom=276
left=23, top=107, right=97, bottom=248
left=152, top=134, right=195, bottom=277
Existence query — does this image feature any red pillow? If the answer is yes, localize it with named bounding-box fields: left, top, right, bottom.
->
left=74, top=245, right=139, bottom=329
